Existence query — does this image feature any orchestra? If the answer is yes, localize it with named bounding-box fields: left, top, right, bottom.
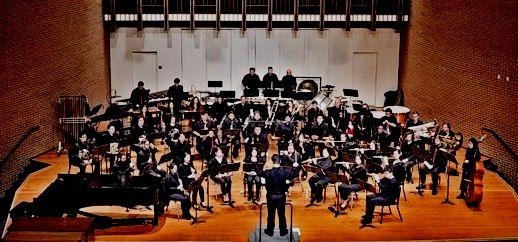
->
left=63, top=75, right=481, bottom=230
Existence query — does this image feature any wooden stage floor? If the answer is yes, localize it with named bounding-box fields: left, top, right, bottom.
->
left=5, top=141, right=518, bottom=241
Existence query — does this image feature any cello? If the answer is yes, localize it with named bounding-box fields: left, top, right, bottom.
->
left=465, top=135, right=486, bottom=207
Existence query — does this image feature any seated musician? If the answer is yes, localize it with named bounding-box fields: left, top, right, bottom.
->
left=280, top=143, right=302, bottom=168
left=242, top=67, right=261, bottom=91
left=307, top=101, right=323, bottom=124
left=132, top=116, right=152, bottom=144
left=243, top=148, right=265, bottom=202
left=193, top=112, right=214, bottom=159
left=261, top=98, right=275, bottom=121
left=188, top=97, right=204, bottom=121
left=132, top=137, right=165, bottom=178
left=322, top=109, right=335, bottom=133
left=307, top=148, right=337, bottom=206
left=344, top=121, right=359, bottom=140
left=332, top=154, right=368, bottom=214
left=162, top=101, right=180, bottom=124
left=221, top=111, right=242, bottom=159
left=165, top=116, right=180, bottom=145
left=357, top=103, right=374, bottom=134
left=294, top=133, right=314, bottom=180
left=208, top=148, right=233, bottom=204
left=245, top=126, right=268, bottom=158
left=309, top=115, right=330, bottom=155
left=101, top=124, right=120, bottom=169
left=276, top=115, right=295, bottom=151
left=170, top=133, right=192, bottom=165
left=130, top=81, right=149, bottom=108
left=417, top=137, right=447, bottom=195
left=331, top=110, right=349, bottom=139
left=200, top=129, right=220, bottom=162
left=167, top=78, right=184, bottom=107
left=111, top=153, right=134, bottom=186
left=162, top=164, right=194, bottom=220
left=380, top=108, right=399, bottom=144
left=327, top=97, right=344, bottom=120
left=246, top=110, right=265, bottom=136
left=360, top=168, right=400, bottom=225
left=68, top=133, right=100, bottom=174
left=400, top=132, right=420, bottom=183
left=457, top=137, right=481, bottom=199
left=211, top=96, right=228, bottom=123
left=234, top=96, right=251, bottom=122
left=373, top=125, right=391, bottom=154
left=405, top=111, right=424, bottom=128
left=141, top=105, right=159, bottom=132
left=178, top=153, right=206, bottom=209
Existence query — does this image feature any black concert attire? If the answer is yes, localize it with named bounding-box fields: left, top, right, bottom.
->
left=221, top=117, right=242, bottom=159
left=260, top=166, right=297, bottom=236
left=162, top=106, right=181, bottom=124
left=193, top=119, right=214, bottom=159
left=308, top=158, right=336, bottom=204
left=170, top=140, right=192, bottom=165
left=338, top=164, right=368, bottom=201
left=373, top=130, right=391, bottom=155
left=165, top=122, right=181, bottom=143
left=245, top=132, right=268, bottom=157
left=130, top=87, right=149, bottom=108
left=131, top=144, right=165, bottom=178
left=275, top=121, right=294, bottom=151
left=242, top=73, right=261, bottom=90
left=111, top=157, right=134, bottom=186
left=68, top=140, right=100, bottom=174
left=459, top=140, right=481, bottom=197
left=199, top=135, right=219, bottom=162
left=358, top=107, right=374, bottom=135
left=167, top=84, right=184, bottom=106
left=178, top=162, right=205, bottom=205
left=210, top=100, right=228, bottom=123
left=233, top=101, right=251, bottom=122
left=208, top=156, right=232, bottom=199
left=418, top=144, right=447, bottom=193
left=281, top=74, right=297, bottom=92
left=262, top=73, right=278, bottom=89
left=438, top=129, right=455, bottom=139
left=405, top=119, right=423, bottom=129
left=294, top=140, right=314, bottom=179
left=327, top=105, right=343, bottom=122
left=162, top=172, right=192, bottom=219
left=243, top=155, right=266, bottom=201
left=307, top=107, right=323, bottom=124
left=309, top=121, right=330, bottom=155
left=380, top=115, right=399, bottom=143
left=400, top=140, right=420, bottom=182
left=280, top=150, right=303, bottom=180
left=362, top=177, right=400, bottom=222
left=132, top=122, right=152, bottom=144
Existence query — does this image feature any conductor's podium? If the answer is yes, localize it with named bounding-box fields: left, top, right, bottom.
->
left=248, top=226, right=301, bottom=242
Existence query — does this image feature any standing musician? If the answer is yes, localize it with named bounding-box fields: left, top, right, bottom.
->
left=307, top=148, right=337, bottom=206
left=243, top=148, right=266, bottom=202
left=208, top=148, right=234, bottom=205
left=167, top=78, right=184, bottom=107
left=281, top=69, right=297, bottom=92
left=417, top=137, right=447, bottom=195
left=162, top=164, right=194, bottom=220
left=178, top=153, right=207, bottom=209
left=69, top=133, right=100, bottom=174
left=259, top=154, right=297, bottom=237
left=131, top=138, right=165, bottom=178
left=262, top=67, right=278, bottom=89
left=360, top=167, right=400, bottom=225
left=242, top=67, right=261, bottom=90
left=234, top=96, right=251, bottom=122
left=221, top=111, right=242, bottom=159
left=130, top=81, right=149, bottom=108
left=101, top=125, right=120, bottom=170
left=457, top=137, right=481, bottom=199
left=245, top=126, right=269, bottom=158
left=331, top=154, right=368, bottom=214
left=307, top=101, right=323, bottom=124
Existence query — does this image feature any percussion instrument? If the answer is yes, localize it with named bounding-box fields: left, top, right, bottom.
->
left=371, top=111, right=385, bottom=119
left=297, top=79, right=319, bottom=96
left=312, top=90, right=335, bottom=110
left=384, top=106, right=410, bottom=126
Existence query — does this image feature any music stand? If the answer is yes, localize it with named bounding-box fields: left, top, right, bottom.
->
left=188, top=171, right=212, bottom=224
left=223, top=129, right=241, bottom=163
left=343, top=89, right=359, bottom=108
left=244, top=89, right=259, bottom=97
left=441, top=150, right=457, bottom=205
left=263, top=89, right=279, bottom=98
left=273, top=81, right=285, bottom=90
left=281, top=90, right=295, bottom=99
left=327, top=173, right=349, bottom=217
left=220, top=163, right=241, bottom=207
left=219, top=91, right=236, bottom=98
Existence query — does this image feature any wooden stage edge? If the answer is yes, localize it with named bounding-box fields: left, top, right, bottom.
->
left=4, top=144, right=518, bottom=241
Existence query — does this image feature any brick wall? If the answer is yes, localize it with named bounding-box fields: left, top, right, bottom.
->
left=399, top=1, right=518, bottom=189
left=0, top=0, right=110, bottom=196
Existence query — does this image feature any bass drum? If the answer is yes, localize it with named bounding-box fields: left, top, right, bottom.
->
left=297, top=79, right=318, bottom=97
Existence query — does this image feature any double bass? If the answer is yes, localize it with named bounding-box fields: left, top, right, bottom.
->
left=465, top=135, right=486, bottom=206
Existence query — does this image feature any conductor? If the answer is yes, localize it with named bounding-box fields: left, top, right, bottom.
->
left=260, top=154, right=296, bottom=237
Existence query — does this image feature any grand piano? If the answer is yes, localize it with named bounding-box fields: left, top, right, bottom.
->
left=10, top=174, right=163, bottom=227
